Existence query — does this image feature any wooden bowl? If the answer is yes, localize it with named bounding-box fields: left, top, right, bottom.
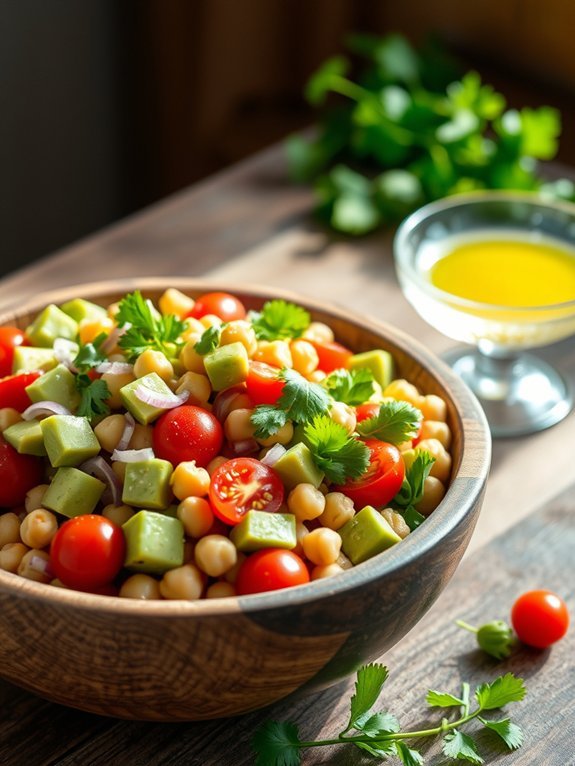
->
left=0, top=278, right=491, bottom=721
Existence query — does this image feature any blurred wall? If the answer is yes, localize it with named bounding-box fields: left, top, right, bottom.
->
left=1, top=0, right=574, bottom=277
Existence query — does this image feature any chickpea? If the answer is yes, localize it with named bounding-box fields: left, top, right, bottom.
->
left=415, top=476, right=446, bottom=516
left=133, top=349, right=174, bottom=383
left=320, top=492, right=355, bottom=531
left=220, top=321, right=258, bottom=357
left=102, top=371, right=136, bottom=410
left=17, top=549, right=52, bottom=583
left=420, top=394, right=447, bottom=422
left=112, top=460, right=127, bottom=482
left=292, top=520, right=310, bottom=557
left=383, top=379, right=423, bottom=408
left=336, top=551, right=353, bottom=570
left=0, top=407, right=22, bottom=432
left=158, top=288, right=194, bottom=319
left=419, top=420, right=451, bottom=449
left=171, top=461, right=210, bottom=500
left=381, top=508, right=410, bottom=539
left=199, top=314, right=223, bottom=329
left=0, top=512, right=21, bottom=547
left=287, top=483, right=326, bottom=522
left=0, top=542, right=29, bottom=573
left=290, top=339, right=319, bottom=376
left=224, top=551, right=246, bottom=584
left=224, top=408, right=255, bottom=443
left=194, top=535, right=237, bottom=577
left=102, top=503, right=134, bottom=526
left=254, top=340, right=292, bottom=368
left=307, top=370, right=326, bottom=383
left=159, top=564, right=205, bottom=600
left=175, top=371, right=211, bottom=407
left=19, top=509, right=58, bottom=549
left=129, top=424, right=153, bottom=450
left=302, top=321, right=334, bottom=344
left=329, top=401, right=356, bottom=434
left=120, top=574, right=161, bottom=600
left=181, top=317, right=206, bottom=341
left=177, top=497, right=214, bottom=538
left=94, top=414, right=125, bottom=452
left=206, top=582, right=236, bottom=599
left=302, top=528, right=342, bottom=566
left=255, top=421, right=294, bottom=447
left=311, top=563, right=345, bottom=580
left=180, top=338, right=206, bottom=374
left=25, top=484, right=49, bottom=514
left=417, top=438, right=452, bottom=483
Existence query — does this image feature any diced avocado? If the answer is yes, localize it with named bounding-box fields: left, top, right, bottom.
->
left=25, top=304, right=78, bottom=348
left=122, top=458, right=173, bottom=510
left=339, top=505, right=402, bottom=565
left=25, top=365, right=81, bottom=410
left=119, top=372, right=175, bottom=424
left=60, top=298, right=106, bottom=324
left=43, top=466, right=105, bottom=517
left=273, top=441, right=324, bottom=491
left=203, top=341, right=249, bottom=391
left=41, top=415, right=101, bottom=467
left=348, top=349, right=394, bottom=389
left=123, top=510, right=184, bottom=574
left=3, top=419, right=47, bottom=456
left=12, top=346, right=57, bottom=374
left=230, top=511, right=296, bottom=552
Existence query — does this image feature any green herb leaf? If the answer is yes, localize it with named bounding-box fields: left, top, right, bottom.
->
left=394, top=741, right=424, bottom=766
left=250, top=405, right=290, bottom=439
left=478, top=717, right=523, bottom=750
left=251, top=300, right=310, bottom=341
left=303, top=415, right=370, bottom=483
left=354, top=740, right=396, bottom=757
left=475, top=674, right=526, bottom=711
left=356, top=400, right=422, bottom=445
left=194, top=325, right=221, bottom=355
left=426, top=690, right=466, bottom=708
left=344, top=663, right=389, bottom=733
left=323, top=368, right=376, bottom=405
left=305, top=55, right=349, bottom=105
left=400, top=505, right=426, bottom=532
left=356, top=710, right=400, bottom=737
left=75, top=376, right=110, bottom=420
left=394, top=450, right=435, bottom=508
left=73, top=333, right=108, bottom=372
left=252, top=721, right=302, bottom=766
left=442, top=730, right=483, bottom=764
left=116, top=290, right=186, bottom=361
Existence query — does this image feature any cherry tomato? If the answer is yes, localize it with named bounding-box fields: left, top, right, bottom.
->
left=187, top=292, right=246, bottom=322
left=245, top=361, right=285, bottom=405
left=0, top=371, right=41, bottom=411
left=355, top=402, right=380, bottom=423
left=309, top=340, right=353, bottom=373
left=0, top=437, right=44, bottom=507
left=153, top=405, right=223, bottom=467
left=50, top=515, right=126, bottom=590
left=511, top=589, right=570, bottom=649
left=235, top=548, right=310, bottom=595
left=0, top=327, right=28, bottom=378
left=209, top=457, right=284, bottom=524
left=337, top=439, right=405, bottom=508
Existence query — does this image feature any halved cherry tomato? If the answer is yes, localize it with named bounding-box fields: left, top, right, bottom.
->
left=0, top=327, right=28, bottom=378
left=511, top=589, right=570, bottom=648
left=0, top=437, right=45, bottom=507
left=187, top=292, right=246, bottom=322
left=0, top=371, right=41, bottom=412
left=209, top=457, right=284, bottom=524
left=309, top=340, right=353, bottom=373
left=245, top=361, right=285, bottom=405
left=337, top=439, right=405, bottom=508
left=50, top=515, right=126, bottom=590
left=153, top=405, right=223, bottom=467
left=235, top=548, right=310, bottom=595
left=355, top=402, right=380, bottom=423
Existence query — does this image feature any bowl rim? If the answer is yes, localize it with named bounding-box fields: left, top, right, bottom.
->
left=0, top=278, right=491, bottom=617
left=394, top=190, right=575, bottom=315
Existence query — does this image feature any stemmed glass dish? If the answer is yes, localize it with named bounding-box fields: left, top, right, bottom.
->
left=394, top=192, right=575, bottom=437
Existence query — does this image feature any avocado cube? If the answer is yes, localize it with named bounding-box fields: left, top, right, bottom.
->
left=348, top=349, right=394, bottom=389
left=41, top=415, right=101, bottom=467
left=122, top=458, right=173, bottom=510
left=25, top=365, right=81, bottom=410
left=339, top=505, right=402, bottom=565
left=123, top=510, right=184, bottom=574
left=273, top=442, right=324, bottom=491
left=120, top=373, right=175, bottom=424
left=43, top=466, right=106, bottom=517
left=203, top=341, right=249, bottom=391
left=25, top=304, right=78, bottom=348
left=230, top=511, right=296, bottom=552
left=12, top=346, right=58, bottom=374
left=3, top=419, right=47, bottom=456
left=60, top=298, right=107, bottom=324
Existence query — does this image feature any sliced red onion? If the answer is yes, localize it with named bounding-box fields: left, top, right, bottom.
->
left=95, top=361, right=134, bottom=375
left=261, top=443, right=286, bottom=467
left=53, top=338, right=78, bottom=368
left=116, top=411, right=136, bottom=451
left=213, top=385, right=247, bottom=422
left=101, top=325, right=125, bottom=354
left=111, top=447, right=155, bottom=463
left=29, top=554, right=54, bottom=579
left=134, top=384, right=189, bottom=410
left=22, top=401, right=72, bottom=420
left=79, top=456, right=122, bottom=506
left=230, top=438, right=259, bottom=456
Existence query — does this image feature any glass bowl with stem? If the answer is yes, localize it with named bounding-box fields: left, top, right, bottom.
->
left=394, top=191, right=575, bottom=437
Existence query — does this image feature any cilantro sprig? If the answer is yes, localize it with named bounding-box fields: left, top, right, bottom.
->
left=303, top=414, right=370, bottom=484
left=193, top=324, right=222, bottom=355
left=250, top=300, right=310, bottom=341
left=357, top=400, right=422, bottom=445
left=115, top=290, right=186, bottom=361
left=323, top=367, right=376, bottom=405
left=72, top=333, right=111, bottom=420
left=253, top=664, right=526, bottom=765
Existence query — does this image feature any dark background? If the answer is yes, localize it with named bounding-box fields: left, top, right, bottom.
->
left=2, top=0, right=575, bottom=278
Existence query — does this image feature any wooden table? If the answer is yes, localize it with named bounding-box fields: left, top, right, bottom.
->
left=0, top=143, right=574, bottom=765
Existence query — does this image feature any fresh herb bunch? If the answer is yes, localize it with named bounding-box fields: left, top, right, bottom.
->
left=116, top=290, right=186, bottom=361
left=287, top=33, right=573, bottom=235
left=253, top=663, right=525, bottom=765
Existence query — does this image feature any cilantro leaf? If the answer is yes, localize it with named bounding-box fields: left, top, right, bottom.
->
left=356, top=400, right=422, bottom=445
left=194, top=325, right=221, bottom=355
left=75, top=376, right=110, bottom=420
left=73, top=333, right=108, bottom=372
left=250, top=300, right=310, bottom=341
left=442, top=730, right=483, bottom=764
left=356, top=710, right=400, bottom=737
left=344, top=663, right=389, bottom=733
left=478, top=717, right=523, bottom=750
left=323, top=368, right=376, bottom=405
left=252, top=721, right=301, bottom=766
left=251, top=405, right=290, bottom=439
left=116, top=290, right=186, bottom=361
left=394, top=741, right=424, bottom=766
left=355, top=740, right=396, bottom=757
left=400, top=505, right=426, bottom=532
left=303, top=415, right=370, bottom=483
left=475, top=674, right=526, bottom=711
left=394, top=449, right=435, bottom=508
left=426, top=690, right=465, bottom=708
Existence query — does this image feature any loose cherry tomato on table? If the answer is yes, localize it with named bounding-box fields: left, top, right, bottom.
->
left=187, top=292, right=246, bottom=322
left=337, top=439, right=405, bottom=508
left=209, top=457, right=284, bottom=524
left=153, top=405, right=223, bottom=467
left=0, top=371, right=41, bottom=411
left=511, top=589, right=570, bottom=648
left=235, top=548, right=310, bottom=595
left=50, top=515, right=126, bottom=591
left=309, top=340, right=353, bottom=373
left=245, top=361, right=285, bottom=405
left=0, top=327, right=28, bottom=378
left=0, top=438, right=45, bottom=507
